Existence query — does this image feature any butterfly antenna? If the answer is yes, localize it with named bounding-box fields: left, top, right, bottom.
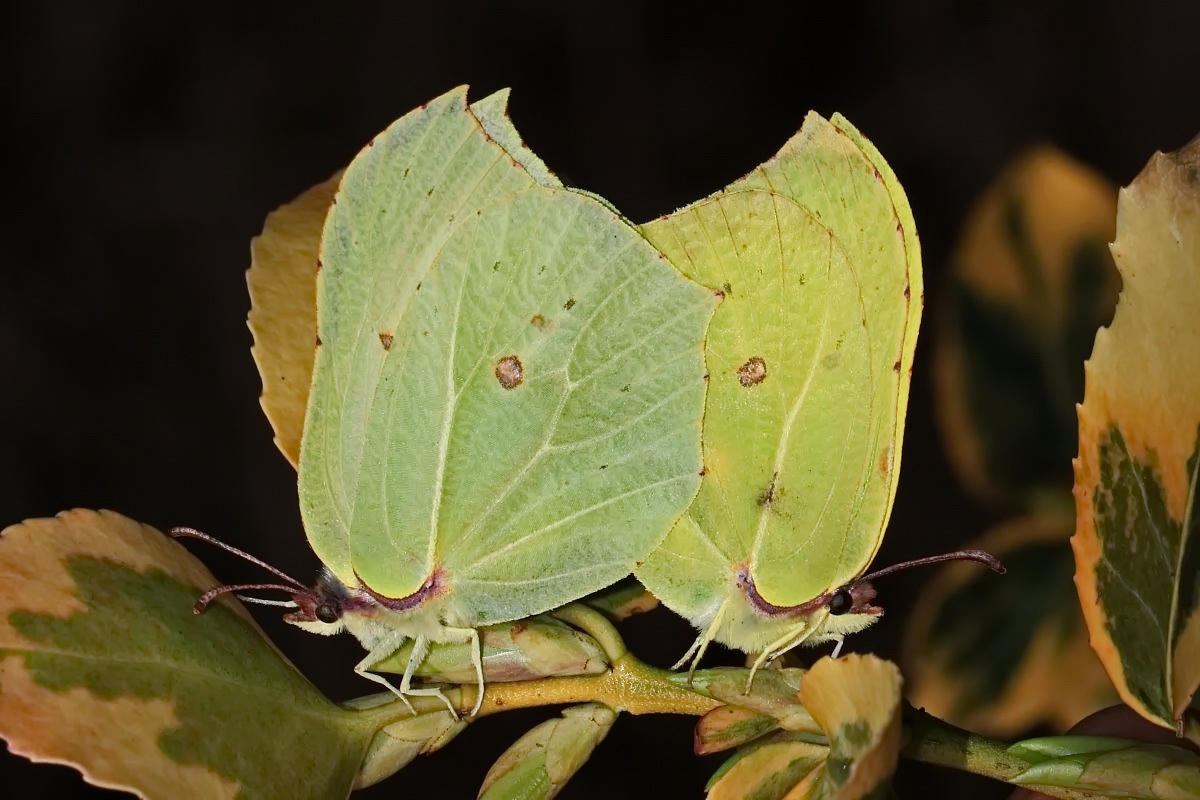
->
left=859, top=549, right=1005, bottom=583
left=169, top=526, right=308, bottom=590
left=191, top=582, right=311, bottom=614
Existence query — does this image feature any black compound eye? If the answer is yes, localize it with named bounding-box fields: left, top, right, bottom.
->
left=828, top=588, right=853, bottom=616
left=315, top=601, right=340, bottom=624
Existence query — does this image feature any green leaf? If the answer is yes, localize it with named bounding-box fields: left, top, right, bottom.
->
left=0, top=509, right=381, bottom=799
left=478, top=703, right=617, bottom=800
left=934, top=147, right=1118, bottom=507
left=1009, top=735, right=1200, bottom=799
left=1073, top=134, right=1200, bottom=729
left=903, top=513, right=1114, bottom=734
left=634, top=111, right=923, bottom=666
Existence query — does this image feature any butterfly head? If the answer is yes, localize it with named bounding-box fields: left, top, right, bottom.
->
left=169, top=526, right=367, bottom=636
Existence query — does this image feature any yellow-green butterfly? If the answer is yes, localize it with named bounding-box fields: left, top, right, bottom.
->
left=177, top=87, right=716, bottom=715
left=634, top=112, right=1002, bottom=677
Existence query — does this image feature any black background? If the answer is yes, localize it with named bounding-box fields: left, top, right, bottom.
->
left=3, top=1, right=1199, bottom=798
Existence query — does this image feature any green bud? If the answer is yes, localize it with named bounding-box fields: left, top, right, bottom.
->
left=1010, top=736, right=1200, bottom=798
left=344, top=696, right=467, bottom=789
left=373, top=615, right=609, bottom=683
left=682, top=667, right=819, bottom=735
left=582, top=579, right=660, bottom=621
left=478, top=703, right=618, bottom=800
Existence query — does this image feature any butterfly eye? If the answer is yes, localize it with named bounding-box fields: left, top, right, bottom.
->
left=828, top=588, right=853, bottom=616
left=315, top=601, right=340, bottom=624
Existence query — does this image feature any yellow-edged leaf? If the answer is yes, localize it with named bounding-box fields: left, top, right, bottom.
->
left=0, top=509, right=378, bottom=798
left=904, top=513, right=1114, bottom=734
left=798, top=655, right=902, bottom=799
left=1073, top=134, right=1200, bottom=729
left=935, top=147, right=1118, bottom=506
left=705, top=655, right=901, bottom=800
left=247, top=174, right=338, bottom=467
left=706, top=736, right=829, bottom=800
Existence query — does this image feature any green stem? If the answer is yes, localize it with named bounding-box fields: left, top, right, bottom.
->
left=903, top=705, right=1101, bottom=800
left=474, top=653, right=720, bottom=718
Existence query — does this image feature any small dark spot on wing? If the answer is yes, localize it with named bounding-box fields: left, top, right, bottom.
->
left=563, top=298, right=576, bottom=311
left=531, top=314, right=550, bottom=331
left=379, top=333, right=394, bottom=350
left=737, top=357, right=767, bottom=386
left=757, top=473, right=778, bottom=508
left=495, top=355, right=524, bottom=389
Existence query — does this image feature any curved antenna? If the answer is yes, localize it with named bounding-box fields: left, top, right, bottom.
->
left=858, top=548, right=1005, bottom=584
left=170, top=526, right=308, bottom=590
left=190, top=582, right=311, bottom=614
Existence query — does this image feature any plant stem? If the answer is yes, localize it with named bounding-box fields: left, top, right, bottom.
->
left=474, top=653, right=720, bottom=717
left=902, top=705, right=1098, bottom=800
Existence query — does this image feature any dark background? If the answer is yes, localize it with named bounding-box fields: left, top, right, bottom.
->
left=3, top=1, right=1199, bottom=798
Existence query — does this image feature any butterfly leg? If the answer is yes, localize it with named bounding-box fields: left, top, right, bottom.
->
left=746, top=623, right=817, bottom=693
left=830, top=636, right=845, bottom=659
left=353, top=631, right=416, bottom=714
left=436, top=626, right=483, bottom=716
left=395, top=634, right=459, bottom=717
left=673, top=599, right=729, bottom=682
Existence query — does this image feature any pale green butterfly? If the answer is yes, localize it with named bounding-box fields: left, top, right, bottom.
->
left=633, top=112, right=1001, bottom=679
left=176, top=87, right=717, bottom=715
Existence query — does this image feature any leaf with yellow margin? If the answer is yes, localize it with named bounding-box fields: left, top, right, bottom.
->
left=1073, top=134, right=1200, bottom=729
left=935, top=147, right=1118, bottom=507
left=706, top=655, right=901, bottom=800
left=0, top=509, right=383, bottom=798
left=248, top=174, right=339, bottom=467
left=903, top=513, right=1115, bottom=735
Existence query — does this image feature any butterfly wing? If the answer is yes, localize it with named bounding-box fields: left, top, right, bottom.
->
left=300, top=87, right=716, bottom=626
left=634, top=112, right=922, bottom=653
